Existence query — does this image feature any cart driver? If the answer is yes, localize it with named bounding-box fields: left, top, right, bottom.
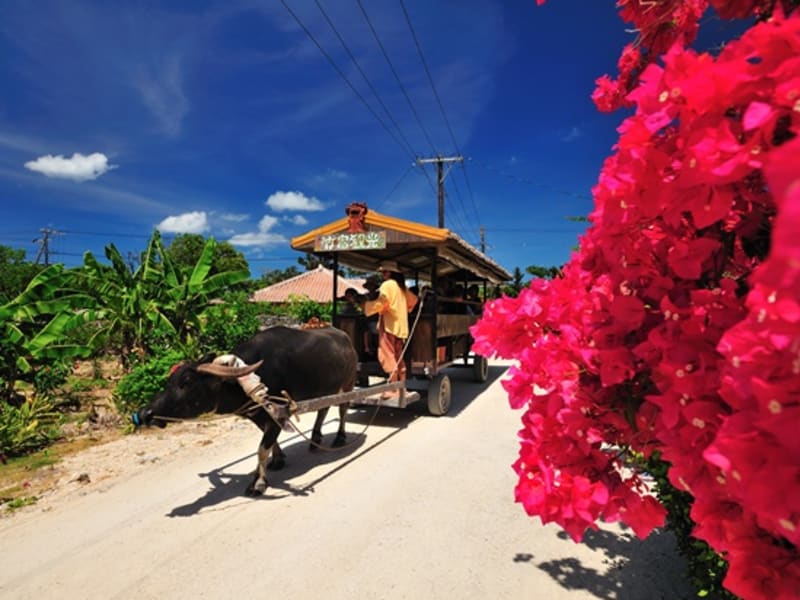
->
left=361, top=260, right=417, bottom=398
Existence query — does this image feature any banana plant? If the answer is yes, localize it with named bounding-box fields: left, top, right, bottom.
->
left=0, top=264, right=93, bottom=403
left=73, top=234, right=176, bottom=366
left=73, top=230, right=249, bottom=364
left=148, top=232, right=250, bottom=349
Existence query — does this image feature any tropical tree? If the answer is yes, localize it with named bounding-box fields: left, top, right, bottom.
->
left=525, top=264, right=562, bottom=279
left=252, top=266, right=300, bottom=289
left=0, top=246, right=44, bottom=304
left=297, top=252, right=328, bottom=271
left=154, top=233, right=250, bottom=350
left=502, top=267, right=526, bottom=297
left=295, top=252, right=355, bottom=276
left=165, top=233, right=249, bottom=277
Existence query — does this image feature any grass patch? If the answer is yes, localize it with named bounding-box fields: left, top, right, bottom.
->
left=1, top=495, right=37, bottom=512
left=66, top=377, right=109, bottom=393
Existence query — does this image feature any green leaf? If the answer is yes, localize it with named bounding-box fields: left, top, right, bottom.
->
left=188, top=238, right=216, bottom=290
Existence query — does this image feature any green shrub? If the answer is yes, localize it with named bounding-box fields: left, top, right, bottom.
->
left=199, top=297, right=261, bottom=352
left=113, top=350, right=185, bottom=415
left=646, top=453, right=738, bottom=599
left=32, top=361, right=70, bottom=399
left=0, top=396, right=62, bottom=458
left=285, top=295, right=332, bottom=323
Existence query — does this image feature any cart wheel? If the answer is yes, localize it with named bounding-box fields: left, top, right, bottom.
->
left=427, top=373, right=451, bottom=416
left=472, top=355, right=489, bottom=383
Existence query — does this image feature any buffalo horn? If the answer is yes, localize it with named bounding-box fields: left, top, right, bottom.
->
left=196, top=359, right=264, bottom=378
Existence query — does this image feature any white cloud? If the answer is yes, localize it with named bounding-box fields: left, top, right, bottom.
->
left=561, top=126, right=583, bottom=143
left=286, top=214, right=308, bottom=226
left=228, top=231, right=286, bottom=247
left=156, top=211, right=209, bottom=233
left=24, top=152, right=116, bottom=182
left=0, top=132, right=49, bottom=154
left=133, top=54, right=189, bottom=137
left=327, top=169, right=347, bottom=180
left=266, top=190, right=324, bottom=212
left=258, top=215, right=279, bottom=230
left=228, top=214, right=287, bottom=247
left=308, top=168, right=348, bottom=187
left=219, top=212, right=250, bottom=222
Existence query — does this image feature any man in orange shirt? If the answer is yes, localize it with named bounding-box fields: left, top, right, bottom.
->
left=362, top=260, right=417, bottom=397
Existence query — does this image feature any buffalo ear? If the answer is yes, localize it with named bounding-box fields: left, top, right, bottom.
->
left=198, top=353, right=217, bottom=364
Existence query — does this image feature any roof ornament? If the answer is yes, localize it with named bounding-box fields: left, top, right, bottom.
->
left=345, top=202, right=368, bottom=233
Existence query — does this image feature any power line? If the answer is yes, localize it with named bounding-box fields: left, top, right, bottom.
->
left=59, top=229, right=154, bottom=239
left=278, top=0, right=418, bottom=164
left=443, top=189, right=469, bottom=239
left=279, top=0, right=438, bottom=204
left=374, top=164, right=414, bottom=212
left=355, top=0, right=438, bottom=156
left=446, top=176, right=479, bottom=247
left=469, top=158, right=593, bottom=201
left=399, top=0, right=482, bottom=232
left=313, top=0, right=417, bottom=160
left=461, top=227, right=587, bottom=234
left=245, top=256, right=303, bottom=263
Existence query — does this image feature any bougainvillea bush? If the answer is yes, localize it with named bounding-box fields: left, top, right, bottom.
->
left=472, top=2, right=800, bottom=598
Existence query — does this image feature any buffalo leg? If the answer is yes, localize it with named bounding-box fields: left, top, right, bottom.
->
left=332, top=403, right=348, bottom=447
left=247, top=426, right=280, bottom=496
left=268, top=441, right=286, bottom=470
left=310, top=407, right=329, bottom=451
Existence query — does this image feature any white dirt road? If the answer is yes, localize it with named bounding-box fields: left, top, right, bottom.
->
left=0, top=362, right=692, bottom=599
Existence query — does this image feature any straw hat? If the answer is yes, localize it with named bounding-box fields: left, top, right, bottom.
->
left=376, top=260, right=401, bottom=273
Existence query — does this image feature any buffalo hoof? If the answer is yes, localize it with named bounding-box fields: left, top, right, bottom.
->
left=309, top=435, right=323, bottom=452
left=246, top=479, right=267, bottom=496
left=267, top=455, right=286, bottom=471
left=332, top=433, right=347, bottom=447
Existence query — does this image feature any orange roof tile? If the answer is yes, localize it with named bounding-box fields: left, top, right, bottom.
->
left=250, top=265, right=367, bottom=304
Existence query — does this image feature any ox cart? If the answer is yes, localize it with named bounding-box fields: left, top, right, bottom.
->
left=289, top=204, right=511, bottom=416
left=132, top=205, right=510, bottom=496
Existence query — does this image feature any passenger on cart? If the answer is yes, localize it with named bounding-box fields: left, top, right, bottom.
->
left=340, top=287, right=377, bottom=357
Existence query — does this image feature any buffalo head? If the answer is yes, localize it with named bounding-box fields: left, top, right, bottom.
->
left=132, top=355, right=263, bottom=428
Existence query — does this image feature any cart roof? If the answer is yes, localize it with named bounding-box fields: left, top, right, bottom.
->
left=291, top=209, right=511, bottom=284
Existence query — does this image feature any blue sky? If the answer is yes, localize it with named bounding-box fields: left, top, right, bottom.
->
left=1, top=1, right=643, bottom=276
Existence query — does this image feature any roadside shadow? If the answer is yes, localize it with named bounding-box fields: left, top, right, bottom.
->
left=166, top=414, right=414, bottom=517
left=518, top=527, right=693, bottom=600
left=345, top=404, right=420, bottom=427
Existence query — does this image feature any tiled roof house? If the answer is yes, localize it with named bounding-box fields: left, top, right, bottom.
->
left=250, top=265, right=367, bottom=304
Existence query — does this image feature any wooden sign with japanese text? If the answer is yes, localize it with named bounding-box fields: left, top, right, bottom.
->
left=314, top=230, right=387, bottom=252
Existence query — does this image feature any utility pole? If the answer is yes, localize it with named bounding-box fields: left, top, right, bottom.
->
left=416, top=155, right=463, bottom=228
left=33, top=228, right=61, bottom=266
left=479, top=226, right=486, bottom=253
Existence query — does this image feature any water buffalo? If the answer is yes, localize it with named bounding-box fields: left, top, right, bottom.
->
left=133, top=325, right=358, bottom=495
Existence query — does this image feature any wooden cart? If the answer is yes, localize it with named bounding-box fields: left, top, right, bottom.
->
left=290, top=205, right=510, bottom=416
